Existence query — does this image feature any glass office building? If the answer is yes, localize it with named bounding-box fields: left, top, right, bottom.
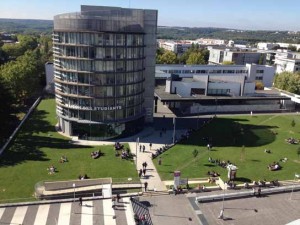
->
left=53, top=5, right=157, bottom=140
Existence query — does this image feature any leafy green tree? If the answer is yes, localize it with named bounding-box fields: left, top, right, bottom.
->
left=222, top=61, right=235, bottom=65
left=288, top=45, right=297, bottom=52
left=159, top=50, right=177, bottom=64
left=291, top=119, right=296, bottom=127
left=0, top=76, right=14, bottom=137
left=186, top=52, right=205, bottom=64
left=274, top=72, right=300, bottom=94
left=0, top=50, right=40, bottom=103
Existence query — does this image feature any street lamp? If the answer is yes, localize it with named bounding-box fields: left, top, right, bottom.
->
left=73, top=183, right=76, bottom=202
left=173, top=117, right=176, bottom=144
left=215, top=98, right=218, bottom=117
left=218, top=183, right=227, bottom=219
left=135, top=137, right=139, bottom=170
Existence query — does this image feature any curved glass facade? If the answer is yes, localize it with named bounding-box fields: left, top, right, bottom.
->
left=53, top=6, right=157, bottom=140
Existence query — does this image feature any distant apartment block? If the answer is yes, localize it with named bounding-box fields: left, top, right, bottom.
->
left=274, top=50, right=300, bottom=73
left=196, top=38, right=226, bottom=45
left=209, top=48, right=265, bottom=65
left=156, top=63, right=275, bottom=87
left=158, top=40, right=193, bottom=54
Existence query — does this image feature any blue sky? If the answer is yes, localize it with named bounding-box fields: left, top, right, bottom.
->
left=0, top=0, right=299, bottom=31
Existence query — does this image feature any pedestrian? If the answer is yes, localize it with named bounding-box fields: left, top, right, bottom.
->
left=142, top=162, right=145, bottom=169
left=143, top=145, right=145, bottom=153
left=144, top=162, right=148, bottom=169
left=207, top=144, right=210, bottom=151
left=143, top=168, right=146, bottom=176
left=79, top=197, right=82, bottom=206
left=139, top=169, right=143, bottom=178
left=112, top=196, right=116, bottom=209
left=116, top=193, right=121, bottom=203
left=158, top=157, right=162, bottom=165
left=257, top=187, right=261, bottom=197
left=144, top=181, right=148, bottom=192
left=149, top=143, right=152, bottom=150
left=139, top=145, right=142, bottom=152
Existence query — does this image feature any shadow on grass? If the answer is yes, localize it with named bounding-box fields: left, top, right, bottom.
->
left=0, top=108, right=92, bottom=167
left=234, top=177, right=252, bottom=183
left=176, top=118, right=278, bottom=148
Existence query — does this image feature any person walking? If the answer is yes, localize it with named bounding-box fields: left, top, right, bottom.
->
left=144, top=162, right=148, bottom=169
left=143, top=145, right=145, bottom=153
left=79, top=197, right=82, bottom=206
left=144, top=181, right=148, bottom=192
left=158, top=157, right=162, bottom=165
left=139, top=169, right=143, bottom=178
left=116, top=193, right=121, bottom=203
left=139, top=145, right=142, bottom=152
left=143, top=168, right=146, bottom=176
left=149, top=143, right=152, bottom=150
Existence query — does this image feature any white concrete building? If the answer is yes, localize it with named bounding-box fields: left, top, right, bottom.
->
left=156, top=63, right=275, bottom=87
left=274, top=50, right=300, bottom=73
left=257, top=43, right=280, bottom=50
left=158, top=40, right=193, bottom=54
left=209, top=48, right=264, bottom=65
left=196, top=38, right=226, bottom=45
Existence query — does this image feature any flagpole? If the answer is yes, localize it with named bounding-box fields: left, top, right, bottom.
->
left=173, top=117, right=176, bottom=145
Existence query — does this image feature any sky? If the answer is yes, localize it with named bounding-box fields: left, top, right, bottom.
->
left=0, top=0, right=299, bottom=31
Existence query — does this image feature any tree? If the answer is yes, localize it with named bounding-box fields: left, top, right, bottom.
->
left=274, top=72, right=300, bottom=94
left=159, top=50, right=177, bottom=64
left=0, top=76, right=14, bottom=136
left=186, top=52, right=205, bottom=64
left=291, top=119, right=296, bottom=127
left=255, top=81, right=264, bottom=90
left=258, top=54, right=265, bottom=65
left=222, top=61, right=235, bottom=65
left=0, top=50, right=40, bottom=103
left=288, top=45, right=297, bottom=52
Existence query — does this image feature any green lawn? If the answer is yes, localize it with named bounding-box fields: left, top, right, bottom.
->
left=0, top=98, right=138, bottom=202
left=154, top=115, right=300, bottom=183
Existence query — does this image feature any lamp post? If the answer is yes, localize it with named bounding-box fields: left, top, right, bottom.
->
left=135, top=137, right=139, bottom=170
left=218, top=183, right=227, bottom=219
left=73, top=183, right=76, bottom=202
left=215, top=98, right=217, bottom=117
left=172, top=117, right=176, bottom=144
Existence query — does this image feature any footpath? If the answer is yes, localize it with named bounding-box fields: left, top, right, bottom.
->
left=72, top=126, right=188, bottom=193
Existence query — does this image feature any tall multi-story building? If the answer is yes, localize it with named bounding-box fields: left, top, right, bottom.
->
left=53, top=5, right=157, bottom=140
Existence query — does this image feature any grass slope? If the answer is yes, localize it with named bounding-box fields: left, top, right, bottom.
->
left=0, top=98, right=137, bottom=202
left=154, top=115, right=300, bottom=182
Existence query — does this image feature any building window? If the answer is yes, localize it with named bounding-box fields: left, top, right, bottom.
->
left=256, top=70, right=264, bottom=74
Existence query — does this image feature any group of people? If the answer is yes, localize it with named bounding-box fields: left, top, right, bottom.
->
left=139, top=162, right=148, bottom=177
left=207, top=171, right=220, bottom=177
left=78, top=174, right=88, bottom=180
left=285, top=137, right=299, bottom=144
left=268, top=162, right=281, bottom=171
left=90, top=150, right=101, bottom=159
left=151, top=145, right=170, bottom=159
left=121, top=149, right=131, bottom=159
left=114, top=142, right=124, bottom=150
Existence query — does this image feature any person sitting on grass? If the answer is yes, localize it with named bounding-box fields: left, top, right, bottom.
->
left=47, top=165, right=56, bottom=174
left=59, top=155, right=68, bottom=163
left=268, top=162, right=281, bottom=171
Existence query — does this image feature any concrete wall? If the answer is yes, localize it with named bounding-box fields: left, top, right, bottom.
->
left=208, top=82, right=241, bottom=96
left=189, top=104, right=281, bottom=114
left=142, top=10, right=158, bottom=123
left=171, top=81, right=206, bottom=97
left=244, top=83, right=256, bottom=95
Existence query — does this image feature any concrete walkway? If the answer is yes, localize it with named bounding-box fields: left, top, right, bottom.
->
left=68, top=126, right=188, bottom=193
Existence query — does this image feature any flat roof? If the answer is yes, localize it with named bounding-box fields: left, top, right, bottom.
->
left=155, top=86, right=291, bottom=102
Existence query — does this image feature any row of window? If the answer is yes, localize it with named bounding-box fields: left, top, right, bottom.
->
left=61, top=94, right=143, bottom=108
left=56, top=59, right=144, bottom=72
left=58, top=83, right=144, bottom=97
left=54, top=45, right=144, bottom=59
left=164, top=69, right=249, bottom=74
left=61, top=105, right=143, bottom=121
left=56, top=71, right=144, bottom=86
left=54, top=32, right=144, bottom=47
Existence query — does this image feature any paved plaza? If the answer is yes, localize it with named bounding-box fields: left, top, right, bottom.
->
left=0, top=197, right=138, bottom=225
